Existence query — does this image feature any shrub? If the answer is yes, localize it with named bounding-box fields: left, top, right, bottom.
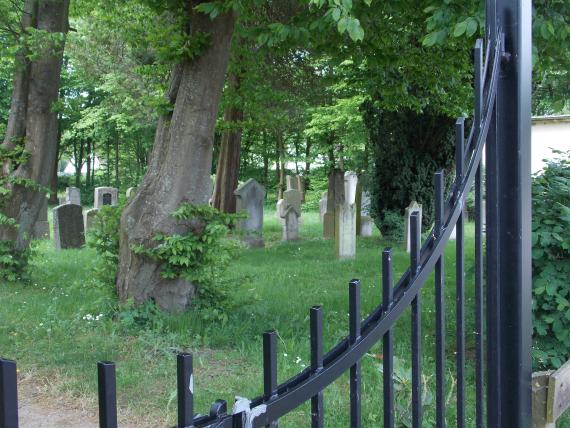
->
left=132, top=203, right=242, bottom=320
left=361, top=101, right=456, bottom=235
left=87, top=204, right=122, bottom=286
left=532, top=151, right=570, bottom=369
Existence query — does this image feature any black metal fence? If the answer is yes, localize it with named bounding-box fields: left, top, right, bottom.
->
left=0, top=0, right=532, bottom=427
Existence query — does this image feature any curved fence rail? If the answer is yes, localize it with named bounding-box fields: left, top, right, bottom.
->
left=1, top=3, right=533, bottom=425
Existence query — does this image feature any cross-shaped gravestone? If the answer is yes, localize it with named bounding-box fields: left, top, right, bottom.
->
left=234, top=179, right=266, bottom=247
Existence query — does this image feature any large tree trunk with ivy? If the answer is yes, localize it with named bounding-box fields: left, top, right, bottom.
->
left=117, top=9, right=236, bottom=312
left=212, top=74, right=243, bottom=213
left=0, top=0, right=70, bottom=250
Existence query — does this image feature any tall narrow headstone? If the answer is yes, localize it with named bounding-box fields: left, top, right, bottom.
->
left=282, top=206, right=299, bottom=241
left=65, top=187, right=81, bottom=205
left=335, top=172, right=358, bottom=259
left=53, top=204, right=85, bottom=249
left=286, top=175, right=299, bottom=191
left=324, top=169, right=345, bottom=238
left=319, top=191, right=328, bottom=223
left=234, top=179, right=266, bottom=248
left=404, top=201, right=423, bottom=252
left=276, top=199, right=285, bottom=223
left=359, top=191, right=373, bottom=237
left=94, top=187, right=118, bottom=209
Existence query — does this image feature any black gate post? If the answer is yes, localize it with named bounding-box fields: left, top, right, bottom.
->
left=485, top=0, right=532, bottom=426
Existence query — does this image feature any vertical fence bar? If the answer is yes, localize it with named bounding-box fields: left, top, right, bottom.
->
left=177, top=353, right=194, bottom=428
left=349, top=279, right=361, bottom=428
left=486, top=1, right=533, bottom=426
left=382, top=249, right=394, bottom=428
left=410, top=212, right=422, bottom=428
left=475, top=167, right=484, bottom=428
left=455, top=117, right=466, bottom=428
left=0, top=359, right=18, bottom=428
left=434, top=171, right=446, bottom=428
left=263, top=330, right=278, bottom=428
left=474, top=37, right=485, bottom=428
left=97, top=361, right=118, bottom=428
left=485, top=10, right=501, bottom=427
left=310, top=307, right=324, bottom=428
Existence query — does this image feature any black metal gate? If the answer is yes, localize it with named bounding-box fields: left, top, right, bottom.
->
left=0, top=0, right=532, bottom=427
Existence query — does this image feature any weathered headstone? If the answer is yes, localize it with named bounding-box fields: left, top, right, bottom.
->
left=319, top=191, right=328, bottom=223
left=33, top=198, right=50, bottom=239
left=234, top=179, right=266, bottom=247
left=282, top=206, right=299, bottom=241
left=126, top=187, right=137, bottom=199
left=84, top=208, right=99, bottom=233
left=94, top=187, right=118, bottom=209
left=324, top=169, right=345, bottom=238
left=404, top=201, right=423, bottom=252
left=358, top=191, right=373, bottom=237
left=53, top=204, right=85, bottom=249
left=361, top=216, right=374, bottom=237
left=335, top=172, right=358, bottom=259
left=283, top=189, right=302, bottom=218
left=286, top=175, right=299, bottom=191
left=65, top=187, right=81, bottom=205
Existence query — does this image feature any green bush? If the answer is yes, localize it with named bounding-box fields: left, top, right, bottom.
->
left=361, top=101, right=455, bottom=235
left=87, top=204, right=123, bottom=286
left=532, top=151, right=570, bottom=369
left=132, top=203, right=242, bottom=320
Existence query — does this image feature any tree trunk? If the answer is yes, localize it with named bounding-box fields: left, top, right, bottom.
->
left=0, top=0, right=70, bottom=250
left=117, top=9, right=236, bottom=312
left=212, top=74, right=242, bottom=213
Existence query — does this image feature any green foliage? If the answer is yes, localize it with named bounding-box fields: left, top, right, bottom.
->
left=378, top=356, right=435, bottom=427
left=532, top=151, right=570, bottom=369
left=362, top=101, right=455, bottom=235
left=132, top=204, right=242, bottom=319
left=0, top=146, right=45, bottom=280
left=87, top=204, right=123, bottom=286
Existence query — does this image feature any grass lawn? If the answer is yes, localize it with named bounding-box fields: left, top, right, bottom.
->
left=0, top=208, right=533, bottom=426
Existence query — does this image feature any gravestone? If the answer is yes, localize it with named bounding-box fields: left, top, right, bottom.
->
left=359, top=191, right=373, bottom=237
left=53, top=204, right=85, bottom=249
left=335, top=172, right=358, bottom=259
left=283, top=189, right=302, bottom=218
left=65, top=187, right=81, bottom=205
left=361, top=217, right=374, bottom=237
left=126, top=187, right=137, bottom=199
left=404, top=201, right=423, bottom=252
left=33, top=198, right=50, bottom=239
left=324, top=169, right=345, bottom=238
left=319, top=191, right=328, bottom=223
left=94, top=187, right=118, bottom=209
left=286, top=175, right=299, bottom=191
left=234, top=179, right=266, bottom=247
left=84, top=208, right=99, bottom=233
left=59, top=196, right=66, bottom=205
left=282, top=206, right=299, bottom=241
